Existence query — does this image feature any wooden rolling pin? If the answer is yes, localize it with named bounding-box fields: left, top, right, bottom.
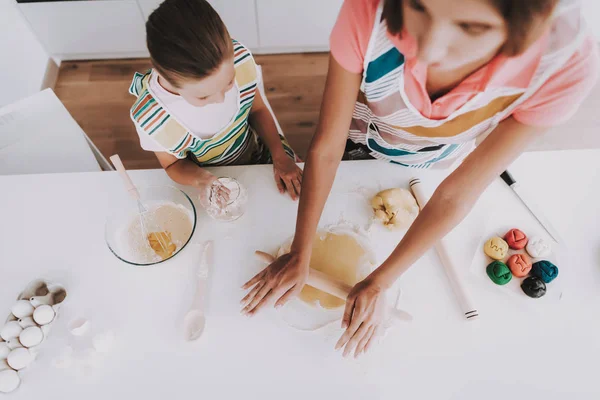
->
left=254, top=251, right=412, bottom=321
left=409, top=178, right=479, bottom=320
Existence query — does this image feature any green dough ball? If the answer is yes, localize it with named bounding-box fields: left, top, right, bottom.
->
left=486, top=261, right=512, bottom=285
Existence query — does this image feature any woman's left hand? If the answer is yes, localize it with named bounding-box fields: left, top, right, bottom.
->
left=273, top=154, right=303, bottom=200
left=335, top=277, right=387, bottom=358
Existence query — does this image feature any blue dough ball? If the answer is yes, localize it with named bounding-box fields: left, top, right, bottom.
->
left=531, top=260, right=559, bottom=283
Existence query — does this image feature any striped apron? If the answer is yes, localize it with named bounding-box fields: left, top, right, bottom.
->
left=347, top=0, right=586, bottom=169
left=129, top=40, right=295, bottom=166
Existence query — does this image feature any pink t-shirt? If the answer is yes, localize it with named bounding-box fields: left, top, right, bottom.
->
left=330, top=0, right=599, bottom=127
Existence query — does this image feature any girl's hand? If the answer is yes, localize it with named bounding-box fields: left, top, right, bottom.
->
left=273, top=154, right=303, bottom=201
left=241, top=251, right=309, bottom=316
left=195, top=170, right=230, bottom=209
left=335, top=278, right=387, bottom=358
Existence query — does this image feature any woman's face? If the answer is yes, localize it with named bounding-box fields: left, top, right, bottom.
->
left=161, top=58, right=236, bottom=107
left=403, top=0, right=508, bottom=71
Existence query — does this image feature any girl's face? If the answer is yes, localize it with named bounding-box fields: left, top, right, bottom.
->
left=161, top=58, right=236, bottom=107
left=403, top=0, right=508, bottom=71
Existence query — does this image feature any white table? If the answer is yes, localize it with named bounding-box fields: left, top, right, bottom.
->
left=1, top=151, right=598, bottom=400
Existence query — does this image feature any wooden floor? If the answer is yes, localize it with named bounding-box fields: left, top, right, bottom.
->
left=54, top=53, right=329, bottom=170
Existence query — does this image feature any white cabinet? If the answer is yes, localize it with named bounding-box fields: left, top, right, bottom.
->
left=255, top=0, right=343, bottom=52
left=19, top=1, right=148, bottom=60
left=138, top=0, right=259, bottom=49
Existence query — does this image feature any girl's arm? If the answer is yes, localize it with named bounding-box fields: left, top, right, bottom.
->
left=241, top=56, right=362, bottom=315
left=249, top=89, right=304, bottom=200
left=336, top=117, right=547, bottom=358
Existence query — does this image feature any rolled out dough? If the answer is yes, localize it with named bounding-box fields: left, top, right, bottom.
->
left=300, top=232, right=369, bottom=309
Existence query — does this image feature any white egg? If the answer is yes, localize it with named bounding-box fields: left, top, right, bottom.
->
left=33, top=305, right=55, bottom=325
left=11, top=300, right=34, bottom=319
left=29, top=294, right=52, bottom=307
left=19, top=327, right=44, bottom=348
left=7, top=348, right=33, bottom=370
left=0, top=369, right=20, bottom=393
left=17, top=317, right=37, bottom=329
left=0, top=322, right=23, bottom=341
left=0, top=343, right=10, bottom=360
left=5, top=339, right=22, bottom=350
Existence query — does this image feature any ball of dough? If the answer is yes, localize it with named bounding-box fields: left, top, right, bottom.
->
left=486, top=261, right=512, bottom=285
left=526, top=236, right=552, bottom=258
left=371, top=188, right=419, bottom=230
left=521, top=276, right=547, bottom=298
left=504, top=229, right=528, bottom=250
left=483, top=237, right=509, bottom=260
left=531, top=260, right=559, bottom=283
left=507, top=253, right=532, bottom=278
left=0, top=369, right=20, bottom=393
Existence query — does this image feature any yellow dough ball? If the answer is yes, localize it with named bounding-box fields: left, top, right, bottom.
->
left=483, top=237, right=509, bottom=260
left=371, top=188, right=419, bottom=230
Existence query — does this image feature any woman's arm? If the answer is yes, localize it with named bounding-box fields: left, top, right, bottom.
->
left=336, top=117, right=547, bottom=357
left=249, top=90, right=304, bottom=199
left=240, top=56, right=362, bottom=314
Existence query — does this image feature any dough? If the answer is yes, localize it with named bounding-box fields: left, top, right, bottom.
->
left=531, top=260, right=559, bottom=283
left=483, top=237, right=509, bottom=260
left=521, top=276, right=547, bottom=298
left=371, top=188, right=419, bottom=230
left=507, top=253, right=532, bottom=278
left=526, top=236, right=552, bottom=258
left=486, top=261, right=512, bottom=285
left=300, top=232, right=370, bottom=309
left=504, top=228, right=528, bottom=250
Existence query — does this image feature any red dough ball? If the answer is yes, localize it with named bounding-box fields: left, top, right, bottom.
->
left=507, top=253, right=533, bottom=277
left=504, top=229, right=528, bottom=250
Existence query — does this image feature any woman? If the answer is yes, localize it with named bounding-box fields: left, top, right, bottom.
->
left=241, top=0, right=599, bottom=357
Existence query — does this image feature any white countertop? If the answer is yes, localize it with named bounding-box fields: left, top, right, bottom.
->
left=1, top=151, right=599, bottom=400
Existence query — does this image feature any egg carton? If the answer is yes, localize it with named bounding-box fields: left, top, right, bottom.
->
left=469, top=226, right=564, bottom=303
left=0, top=280, right=67, bottom=394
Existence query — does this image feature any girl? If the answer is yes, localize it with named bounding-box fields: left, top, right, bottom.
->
left=241, top=0, right=599, bottom=356
left=129, top=0, right=303, bottom=201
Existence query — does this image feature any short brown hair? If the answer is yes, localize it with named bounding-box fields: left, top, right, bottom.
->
left=146, top=0, right=233, bottom=87
left=383, top=0, right=559, bottom=56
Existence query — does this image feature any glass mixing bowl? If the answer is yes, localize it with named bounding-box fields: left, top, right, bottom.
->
left=105, top=186, right=197, bottom=266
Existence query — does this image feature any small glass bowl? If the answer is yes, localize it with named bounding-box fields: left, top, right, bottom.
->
left=205, top=177, right=247, bottom=222
left=105, top=186, right=197, bottom=266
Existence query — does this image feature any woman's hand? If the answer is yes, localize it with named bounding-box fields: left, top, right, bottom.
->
left=241, top=251, right=309, bottom=316
left=335, top=277, right=387, bottom=358
left=273, top=154, right=303, bottom=201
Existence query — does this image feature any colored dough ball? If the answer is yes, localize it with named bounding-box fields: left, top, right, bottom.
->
left=526, top=236, right=552, bottom=258
left=521, top=276, right=547, bottom=298
left=531, top=260, right=559, bottom=283
left=504, top=229, right=528, bottom=250
left=486, top=261, right=512, bottom=285
left=507, top=253, right=532, bottom=278
left=483, top=237, right=509, bottom=260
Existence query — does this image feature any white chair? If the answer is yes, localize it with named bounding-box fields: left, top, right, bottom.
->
left=0, top=88, right=110, bottom=175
